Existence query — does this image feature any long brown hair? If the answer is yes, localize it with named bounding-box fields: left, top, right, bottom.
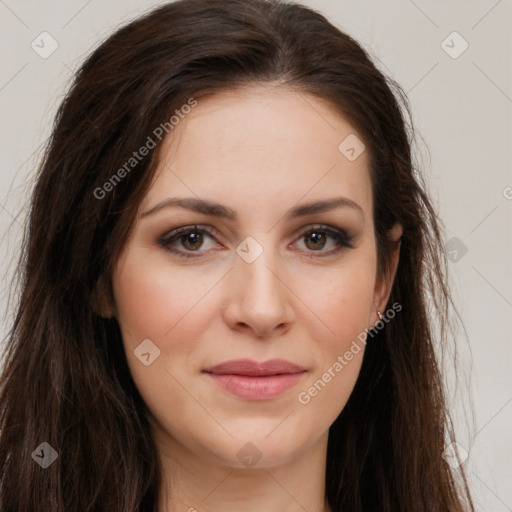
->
left=0, top=0, right=475, bottom=510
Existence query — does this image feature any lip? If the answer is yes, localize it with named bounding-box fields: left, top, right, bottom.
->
left=202, top=359, right=307, bottom=400
left=203, top=358, right=306, bottom=376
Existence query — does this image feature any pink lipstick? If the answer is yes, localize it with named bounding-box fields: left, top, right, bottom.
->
left=202, top=359, right=306, bottom=400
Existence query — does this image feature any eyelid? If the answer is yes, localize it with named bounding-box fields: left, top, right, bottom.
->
left=159, top=223, right=220, bottom=246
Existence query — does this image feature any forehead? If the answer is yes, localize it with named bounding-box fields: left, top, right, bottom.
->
left=140, top=85, right=372, bottom=221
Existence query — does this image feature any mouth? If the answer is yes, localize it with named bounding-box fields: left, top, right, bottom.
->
left=202, top=359, right=307, bottom=400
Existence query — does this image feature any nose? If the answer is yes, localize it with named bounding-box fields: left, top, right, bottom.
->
left=222, top=247, right=295, bottom=339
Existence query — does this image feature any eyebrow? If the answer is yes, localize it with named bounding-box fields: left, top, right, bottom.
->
left=140, top=196, right=365, bottom=222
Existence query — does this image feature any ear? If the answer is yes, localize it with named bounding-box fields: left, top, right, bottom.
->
left=371, top=222, right=402, bottom=323
left=90, top=272, right=116, bottom=318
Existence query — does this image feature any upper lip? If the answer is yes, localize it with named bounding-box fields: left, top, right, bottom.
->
left=202, top=359, right=306, bottom=376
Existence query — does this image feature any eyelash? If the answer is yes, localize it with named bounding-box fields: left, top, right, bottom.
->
left=158, top=224, right=354, bottom=259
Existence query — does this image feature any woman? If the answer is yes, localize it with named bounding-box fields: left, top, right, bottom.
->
left=0, top=0, right=475, bottom=510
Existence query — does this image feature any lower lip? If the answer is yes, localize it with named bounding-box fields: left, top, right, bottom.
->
left=205, top=372, right=306, bottom=400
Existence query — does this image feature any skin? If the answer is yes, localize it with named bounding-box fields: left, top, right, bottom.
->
left=100, top=85, right=402, bottom=512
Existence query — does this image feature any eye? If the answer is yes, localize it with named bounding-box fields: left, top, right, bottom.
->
left=158, top=223, right=355, bottom=259
left=292, top=224, right=354, bottom=256
left=159, top=225, right=220, bottom=258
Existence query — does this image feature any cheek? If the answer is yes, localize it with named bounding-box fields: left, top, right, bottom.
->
left=111, top=251, right=217, bottom=432
left=289, top=253, right=376, bottom=421
left=292, top=253, right=376, bottom=351
left=112, top=250, right=217, bottom=346
left=111, top=249, right=228, bottom=416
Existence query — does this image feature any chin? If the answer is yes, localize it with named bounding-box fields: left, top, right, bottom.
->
left=193, top=427, right=315, bottom=470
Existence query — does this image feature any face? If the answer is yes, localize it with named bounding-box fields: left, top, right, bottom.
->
left=108, top=86, right=394, bottom=469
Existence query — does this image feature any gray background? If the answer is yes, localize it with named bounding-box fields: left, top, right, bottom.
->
left=0, top=1, right=510, bottom=510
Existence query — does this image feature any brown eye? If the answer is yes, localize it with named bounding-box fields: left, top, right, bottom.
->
left=180, top=231, right=204, bottom=251
left=159, top=225, right=220, bottom=258
left=304, top=231, right=327, bottom=250
left=294, top=225, right=354, bottom=256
